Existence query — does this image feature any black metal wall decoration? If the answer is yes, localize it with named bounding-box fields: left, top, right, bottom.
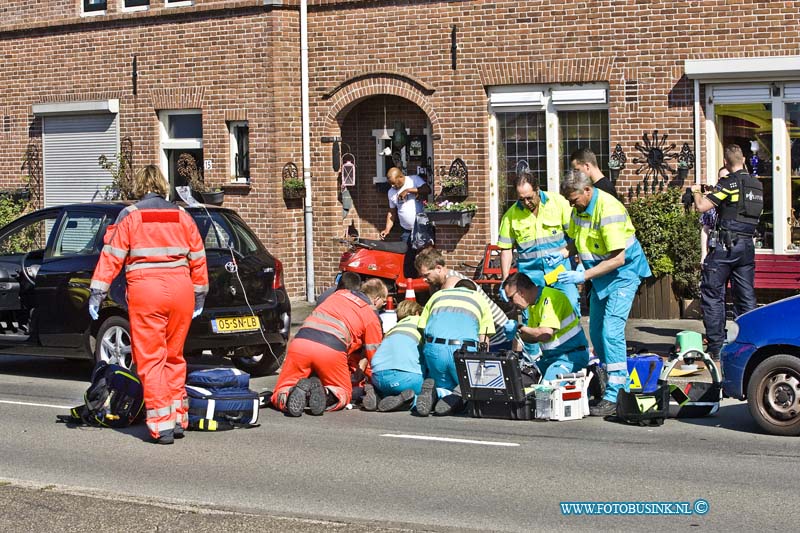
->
left=21, top=142, right=42, bottom=208
left=282, top=162, right=304, bottom=199
left=632, top=130, right=677, bottom=186
left=608, top=144, right=626, bottom=182
left=675, top=142, right=695, bottom=183
left=451, top=25, right=458, bottom=70
left=121, top=136, right=134, bottom=187
left=440, top=158, right=468, bottom=198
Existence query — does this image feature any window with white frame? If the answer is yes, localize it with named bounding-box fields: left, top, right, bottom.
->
left=122, top=0, right=149, bottom=11
left=165, top=0, right=193, bottom=7
left=706, top=83, right=800, bottom=253
left=82, top=0, right=107, bottom=15
left=159, top=110, right=203, bottom=201
left=488, top=84, right=609, bottom=240
left=228, top=121, right=249, bottom=183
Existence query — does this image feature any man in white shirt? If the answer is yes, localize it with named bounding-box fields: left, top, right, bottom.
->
left=380, top=167, right=431, bottom=277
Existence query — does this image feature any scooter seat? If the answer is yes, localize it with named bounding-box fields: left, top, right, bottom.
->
left=356, top=238, right=409, bottom=254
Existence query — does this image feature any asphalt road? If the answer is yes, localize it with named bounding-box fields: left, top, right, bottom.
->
left=0, top=348, right=796, bottom=532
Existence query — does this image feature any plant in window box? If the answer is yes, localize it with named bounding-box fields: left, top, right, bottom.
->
left=608, top=144, right=626, bottom=182
left=424, top=200, right=477, bottom=227
left=178, top=153, right=224, bottom=205
left=440, top=174, right=467, bottom=197
left=282, top=177, right=306, bottom=199
left=675, top=143, right=695, bottom=184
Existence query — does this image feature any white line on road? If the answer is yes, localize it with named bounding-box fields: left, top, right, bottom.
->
left=0, top=399, right=72, bottom=409
left=381, top=433, right=520, bottom=447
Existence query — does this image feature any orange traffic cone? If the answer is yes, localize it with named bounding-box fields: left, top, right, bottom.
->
left=385, top=296, right=395, bottom=310
left=404, top=287, right=416, bottom=302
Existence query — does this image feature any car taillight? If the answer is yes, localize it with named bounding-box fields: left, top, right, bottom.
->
left=272, top=258, right=284, bottom=289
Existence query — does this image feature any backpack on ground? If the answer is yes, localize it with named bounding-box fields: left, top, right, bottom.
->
left=185, top=368, right=261, bottom=431
left=58, top=361, right=144, bottom=428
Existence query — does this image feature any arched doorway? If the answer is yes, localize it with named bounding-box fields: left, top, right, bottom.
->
left=337, top=94, right=434, bottom=240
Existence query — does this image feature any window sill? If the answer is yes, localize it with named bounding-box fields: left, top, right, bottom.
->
left=222, top=183, right=251, bottom=195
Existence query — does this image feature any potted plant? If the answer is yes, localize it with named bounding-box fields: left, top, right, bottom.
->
left=675, top=143, right=695, bottom=183
left=424, top=200, right=477, bottom=227
left=178, top=153, right=224, bottom=205
left=627, top=187, right=701, bottom=319
left=282, top=177, right=305, bottom=199
left=440, top=174, right=467, bottom=197
left=608, top=144, right=626, bottom=182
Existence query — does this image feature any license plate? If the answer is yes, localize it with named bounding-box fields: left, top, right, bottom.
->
left=211, top=315, right=260, bottom=334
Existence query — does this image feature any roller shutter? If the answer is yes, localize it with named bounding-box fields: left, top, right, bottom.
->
left=42, top=113, right=118, bottom=207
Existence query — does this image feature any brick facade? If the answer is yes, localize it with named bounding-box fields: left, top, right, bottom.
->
left=1, top=1, right=799, bottom=299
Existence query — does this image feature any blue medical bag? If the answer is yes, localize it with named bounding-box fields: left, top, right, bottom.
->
left=626, top=354, right=663, bottom=394
left=185, top=368, right=260, bottom=431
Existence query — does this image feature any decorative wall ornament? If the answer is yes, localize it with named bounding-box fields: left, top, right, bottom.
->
left=439, top=158, right=468, bottom=198
left=608, top=144, right=627, bottom=181
left=341, top=152, right=356, bottom=187
left=21, top=142, right=42, bottom=208
left=676, top=142, right=695, bottom=182
left=632, top=130, right=678, bottom=186
left=282, top=162, right=304, bottom=200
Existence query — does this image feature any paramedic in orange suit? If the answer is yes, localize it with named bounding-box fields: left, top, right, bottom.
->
left=89, top=165, right=208, bottom=445
left=271, top=278, right=387, bottom=417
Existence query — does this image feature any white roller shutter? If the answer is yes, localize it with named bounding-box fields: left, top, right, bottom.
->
left=42, top=113, right=119, bottom=207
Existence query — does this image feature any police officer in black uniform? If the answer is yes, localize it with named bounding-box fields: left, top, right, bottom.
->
left=690, top=144, right=764, bottom=360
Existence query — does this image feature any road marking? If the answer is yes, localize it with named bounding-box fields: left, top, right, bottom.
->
left=0, top=399, right=72, bottom=409
left=381, top=433, right=519, bottom=447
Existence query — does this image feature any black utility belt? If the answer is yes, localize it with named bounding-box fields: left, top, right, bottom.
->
left=425, top=336, right=477, bottom=347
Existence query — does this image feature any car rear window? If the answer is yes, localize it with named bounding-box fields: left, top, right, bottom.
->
left=190, top=210, right=265, bottom=256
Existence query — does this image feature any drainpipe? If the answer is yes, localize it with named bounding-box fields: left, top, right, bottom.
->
left=693, top=79, right=701, bottom=185
left=300, top=0, right=315, bottom=302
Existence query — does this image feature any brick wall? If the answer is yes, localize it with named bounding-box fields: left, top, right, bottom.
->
left=1, top=1, right=799, bottom=300
left=305, top=0, right=800, bottom=292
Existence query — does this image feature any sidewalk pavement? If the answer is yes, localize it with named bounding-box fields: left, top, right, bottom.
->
left=289, top=299, right=712, bottom=357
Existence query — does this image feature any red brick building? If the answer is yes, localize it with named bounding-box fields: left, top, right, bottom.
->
left=1, top=1, right=799, bottom=300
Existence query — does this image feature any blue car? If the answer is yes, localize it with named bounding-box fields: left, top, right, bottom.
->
left=721, top=295, right=800, bottom=436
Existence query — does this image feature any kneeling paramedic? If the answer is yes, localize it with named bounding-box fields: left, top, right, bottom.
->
left=416, top=278, right=495, bottom=416
left=89, top=165, right=208, bottom=445
left=271, top=278, right=386, bottom=416
left=557, top=169, right=652, bottom=417
left=363, top=300, right=425, bottom=412
left=502, top=272, right=590, bottom=382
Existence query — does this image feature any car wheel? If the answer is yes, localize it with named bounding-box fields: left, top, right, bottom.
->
left=232, top=344, right=286, bottom=377
left=747, top=354, right=800, bottom=436
left=95, top=316, right=135, bottom=371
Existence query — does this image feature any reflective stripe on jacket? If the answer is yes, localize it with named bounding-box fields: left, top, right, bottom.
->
left=497, top=190, right=573, bottom=286
left=90, top=194, right=209, bottom=296
left=295, top=289, right=384, bottom=361
left=527, top=287, right=588, bottom=357
left=567, top=189, right=651, bottom=299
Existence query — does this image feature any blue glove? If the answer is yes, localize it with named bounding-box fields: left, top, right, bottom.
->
left=89, top=303, right=99, bottom=321
left=543, top=250, right=564, bottom=267
left=498, top=284, right=509, bottom=302
left=503, top=320, right=518, bottom=341
left=557, top=269, right=585, bottom=285
left=575, top=262, right=586, bottom=273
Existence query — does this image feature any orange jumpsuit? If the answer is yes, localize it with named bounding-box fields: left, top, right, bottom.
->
left=271, top=289, right=383, bottom=411
left=91, top=195, right=208, bottom=440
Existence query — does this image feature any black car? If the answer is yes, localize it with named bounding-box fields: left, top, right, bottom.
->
left=0, top=202, right=290, bottom=376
